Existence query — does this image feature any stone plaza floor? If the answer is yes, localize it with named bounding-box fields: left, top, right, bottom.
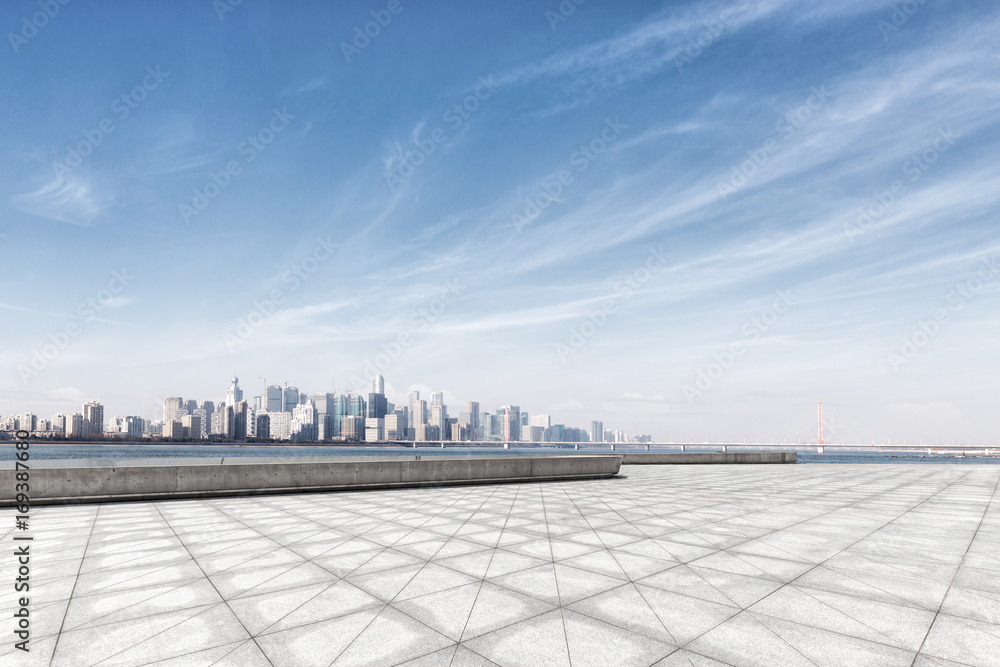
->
left=2, top=464, right=999, bottom=666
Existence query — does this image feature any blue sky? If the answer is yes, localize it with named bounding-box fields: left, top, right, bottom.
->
left=2, top=0, right=998, bottom=443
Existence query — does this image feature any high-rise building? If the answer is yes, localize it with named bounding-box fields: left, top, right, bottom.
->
left=501, top=406, right=520, bottom=442
left=163, top=397, right=183, bottom=423
left=192, top=408, right=208, bottom=438
left=183, top=399, right=197, bottom=414
left=163, top=420, right=183, bottom=438
left=51, top=413, right=66, bottom=434
left=223, top=400, right=248, bottom=440
left=225, top=376, right=244, bottom=407
left=412, top=400, right=427, bottom=427
left=430, top=404, right=448, bottom=439
left=199, top=401, right=215, bottom=423
left=431, top=392, right=443, bottom=408
left=281, top=386, right=298, bottom=413
left=466, top=402, right=479, bottom=437
left=408, top=391, right=421, bottom=423
left=266, top=411, right=292, bottom=440
left=385, top=411, right=407, bottom=440
left=83, top=401, right=104, bottom=438
left=347, top=393, right=366, bottom=418
left=365, top=417, right=384, bottom=442
left=368, top=375, right=388, bottom=419
left=66, top=413, right=84, bottom=438
left=591, top=421, right=604, bottom=443
left=122, top=416, right=145, bottom=437
left=256, top=413, right=270, bottom=439
left=291, top=403, right=317, bottom=441
left=531, top=415, right=551, bottom=428
left=264, top=385, right=282, bottom=412
left=181, top=414, right=201, bottom=439
left=341, top=415, right=364, bottom=440
left=522, top=425, right=544, bottom=442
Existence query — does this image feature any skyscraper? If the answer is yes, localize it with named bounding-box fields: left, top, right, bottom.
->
left=368, top=376, right=387, bottom=419
left=501, top=406, right=520, bottom=442
left=431, top=391, right=443, bottom=408
left=591, top=421, right=604, bottom=443
left=225, top=376, right=243, bottom=407
left=283, top=386, right=299, bottom=413
left=83, top=401, right=104, bottom=438
left=163, top=397, right=183, bottom=423
left=408, top=391, right=420, bottom=422
left=467, top=402, right=479, bottom=437
left=266, top=385, right=283, bottom=412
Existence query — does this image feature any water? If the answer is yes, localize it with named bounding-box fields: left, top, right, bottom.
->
left=2, top=443, right=998, bottom=464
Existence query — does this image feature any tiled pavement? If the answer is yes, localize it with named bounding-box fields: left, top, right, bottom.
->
left=2, top=464, right=999, bottom=666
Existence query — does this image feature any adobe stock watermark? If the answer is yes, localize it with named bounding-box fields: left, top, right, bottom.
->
left=887, top=254, right=998, bottom=371
left=180, top=107, right=295, bottom=224
left=340, top=0, right=409, bottom=63
left=545, top=0, right=587, bottom=30
left=878, top=0, right=927, bottom=41
left=213, top=0, right=244, bottom=21
left=350, top=279, right=464, bottom=390
left=7, top=0, right=71, bottom=53
left=683, top=290, right=797, bottom=402
left=17, top=269, right=135, bottom=384
left=844, top=128, right=958, bottom=243
left=510, top=117, right=628, bottom=234
left=556, top=246, right=669, bottom=363
left=716, top=85, right=829, bottom=201
left=52, top=66, right=169, bottom=180
left=672, top=0, right=749, bottom=73
left=224, top=236, right=338, bottom=352
left=384, top=75, right=499, bottom=190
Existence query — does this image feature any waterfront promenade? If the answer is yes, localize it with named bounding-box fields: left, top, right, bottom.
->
left=2, top=464, right=998, bottom=666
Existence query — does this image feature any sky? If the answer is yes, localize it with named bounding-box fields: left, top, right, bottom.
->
left=1, top=0, right=998, bottom=444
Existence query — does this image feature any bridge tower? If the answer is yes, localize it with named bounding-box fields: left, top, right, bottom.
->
left=817, top=402, right=824, bottom=445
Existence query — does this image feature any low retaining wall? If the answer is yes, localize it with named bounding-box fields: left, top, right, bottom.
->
left=620, top=452, right=796, bottom=464
left=0, top=454, right=622, bottom=506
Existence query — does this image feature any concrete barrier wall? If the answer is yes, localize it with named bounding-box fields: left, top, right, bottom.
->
left=0, top=455, right=623, bottom=506
left=620, top=452, right=797, bottom=464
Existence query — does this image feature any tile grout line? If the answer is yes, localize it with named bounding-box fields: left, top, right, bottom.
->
left=909, top=470, right=1000, bottom=666
left=47, top=503, right=101, bottom=667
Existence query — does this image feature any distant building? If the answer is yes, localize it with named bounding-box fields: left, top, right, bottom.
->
left=163, top=420, right=183, bottom=438
left=591, top=421, right=604, bottom=443
left=225, top=376, right=244, bottom=407
left=501, top=406, right=520, bottom=442
left=283, top=386, right=299, bottom=413
left=256, top=413, right=270, bottom=439
left=82, top=401, right=104, bottom=437
left=266, top=385, right=283, bottom=412
left=163, top=397, right=183, bottom=424
left=341, top=415, right=364, bottom=440
left=466, top=402, right=480, bottom=437
left=365, top=417, right=384, bottom=442
left=66, top=413, right=84, bottom=438
left=265, top=411, right=292, bottom=440
left=385, top=412, right=407, bottom=440
left=181, top=414, right=201, bottom=439
left=223, top=401, right=248, bottom=440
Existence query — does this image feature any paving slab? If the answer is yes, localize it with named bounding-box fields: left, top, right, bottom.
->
left=1, top=463, right=998, bottom=666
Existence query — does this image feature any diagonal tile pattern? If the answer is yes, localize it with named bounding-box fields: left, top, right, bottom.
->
left=1, top=463, right=999, bottom=666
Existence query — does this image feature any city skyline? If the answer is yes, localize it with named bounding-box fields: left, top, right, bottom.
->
left=2, top=1, right=999, bottom=444
left=0, top=373, right=648, bottom=444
